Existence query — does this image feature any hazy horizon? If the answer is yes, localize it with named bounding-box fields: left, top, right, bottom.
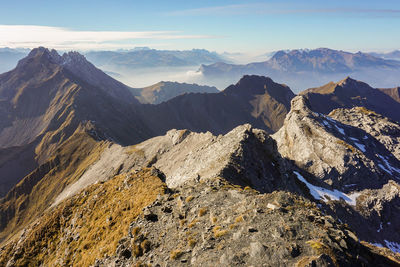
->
left=1, top=0, right=400, bottom=53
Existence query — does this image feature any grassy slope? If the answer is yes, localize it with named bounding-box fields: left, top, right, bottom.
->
left=0, top=129, right=106, bottom=244
left=0, top=168, right=166, bottom=266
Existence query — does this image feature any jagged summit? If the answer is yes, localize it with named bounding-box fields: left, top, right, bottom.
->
left=273, top=95, right=400, bottom=191
left=273, top=96, right=400, bottom=249
left=337, top=76, right=357, bottom=85
left=289, top=94, right=311, bottom=113
left=20, top=47, right=87, bottom=65
left=13, top=47, right=136, bottom=102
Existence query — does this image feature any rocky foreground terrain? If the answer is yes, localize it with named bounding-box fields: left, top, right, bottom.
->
left=1, top=95, right=400, bottom=266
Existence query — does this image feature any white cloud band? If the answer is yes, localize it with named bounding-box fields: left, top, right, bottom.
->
left=0, top=25, right=216, bottom=50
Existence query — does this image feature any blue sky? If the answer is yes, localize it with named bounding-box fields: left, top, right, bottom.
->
left=1, top=0, right=400, bottom=53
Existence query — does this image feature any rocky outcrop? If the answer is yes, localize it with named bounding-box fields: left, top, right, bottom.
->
left=273, top=95, right=400, bottom=253
left=93, top=178, right=399, bottom=266
left=53, top=124, right=298, bottom=207
left=3, top=169, right=399, bottom=267
left=330, top=107, right=400, bottom=160
left=272, top=95, right=400, bottom=192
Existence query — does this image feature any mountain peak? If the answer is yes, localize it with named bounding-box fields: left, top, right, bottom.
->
left=237, top=74, right=274, bottom=85
left=23, top=47, right=89, bottom=67
left=26, top=46, right=50, bottom=57
left=290, top=95, right=311, bottom=113
left=337, top=76, right=358, bottom=86
left=61, top=51, right=89, bottom=65
left=224, top=75, right=294, bottom=104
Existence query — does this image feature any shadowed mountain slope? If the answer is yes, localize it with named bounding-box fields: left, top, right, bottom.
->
left=0, top=47, right=153, bottom=197
left=300, top=77, right=400, bottom=123
left=142, top=75, right=295, bottom=135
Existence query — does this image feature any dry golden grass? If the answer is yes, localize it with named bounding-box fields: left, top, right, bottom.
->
left=198, top=207, right=207, bottom=216
left=170, top=249, right=183, bottom=260
left=188, top=219, right=198, bottom=228
left=336, top=139, right=356, bottom=153
left=188, top=238, right=197, bottom=248
left=306, top=239, right=338, bottom=266
left=0, top=168, right=166, bottom=267
left=213, top=226, right=228, bottom=238
left=185, top=195, right=194, bottom=203
left=356, top=106, right=376, bottom=115
left=0, top=132, right=105, bottom=245
left=235, top=215, right=244, bottom=223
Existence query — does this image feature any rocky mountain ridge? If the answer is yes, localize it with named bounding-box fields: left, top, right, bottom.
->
left=1, top=48, right=400, bottom=266
left=300, top=77, right=400, bottom=123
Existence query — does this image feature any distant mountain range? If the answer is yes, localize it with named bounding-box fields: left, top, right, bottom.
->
left=130, top=81, right=219, bottom=104
left=84, top=48, right=227, bottom=70
left=369, top=50, right=400, bottom=60
left=0, top=48, right=29, bottom=74
left=2, top=47, right=400, bottom=92
left=198, top=48, right=400, bottom=91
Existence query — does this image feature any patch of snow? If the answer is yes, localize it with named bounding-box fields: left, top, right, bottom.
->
left=354, top=142, right=366, bottom=152
left=321, top=120, right=331, bottom=127
left=344, top=184, right=357, bottom=187
left=324, top=116, right=336, bottom=123
left=378, top=155, right=400, bottom=175
left=377, top=222, right=383, bottom=233
left=363, top=135, right=368, bottom=140
left=349, top=137, right=358, bottom=141
left=371, top=242, right=384, bottom=248
left=324, top=116, right=346, bottom=135
left=334, top=125, right=345, bottom=135
left=293, top=171, right=359, bottom=205
left=378, top=163, right=392, bottom=174
left=384, top=240, right=400, bottom=254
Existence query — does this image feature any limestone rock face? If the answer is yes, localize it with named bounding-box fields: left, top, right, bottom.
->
left=272, top=95, right=400, bottom=192
left=54, top=124, right=297, bottom=207
left=330, top=107, right=400, bottom=160
left=273, top=95, right=400, bottom=253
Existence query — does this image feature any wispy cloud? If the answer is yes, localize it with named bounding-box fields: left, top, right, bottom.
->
left=167, top=3, right=400, bottom=16
left=0, top=25, right=218, bottom=50
left=167, top=4, right=270, bottom=16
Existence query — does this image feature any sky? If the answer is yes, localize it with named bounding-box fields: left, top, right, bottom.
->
left=1, top=0, right=400, bottom=54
